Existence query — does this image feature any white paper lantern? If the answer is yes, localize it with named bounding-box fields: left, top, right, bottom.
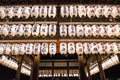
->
left=106, top=25, right=115, bottom=38
left=49, top=24, right=56, bottom=37
left=18, top=43, right=26, bottom=55
left=83, top=43, right=91, bottom=54
left=76, top=43, right=83, bottom=55
left=4, top=43, right=11, bottom=55
left=61, top=5, right=69, bottom=18
left=11, top=44, right=19, bottom=55
left=90, top=42, right=98, bottom=54
left=114, top=24, right=120, bottom=38
left=0, top=7, right=6, bottom=19
left=68, top=42, right=75, bottom=54
left=94, top=5, right=103, bottom=18
left=0, top=43, right=4, bottom=55
left=16, top=24, right=24, bottom=37
left=84, top=25, right=92, bottom=37
left=60, top=24, right=67, bottom=37
left=68, top=25, right=76, bottom=38
left=9, top=24, right=16, bottom=37
left=111, top=6, right=119, bottom=18
left=31, top=5, right=39, bottom=18
left=69, top=5, right=77, bottom=18
left=99, top=25, right=107, bottom=38
left=41, top=43, right=48, bottom=55
left=112, top=43, right=120, bottom=54
left=60, top=42, right=67, bottom=55
left=33, top=43, right=41, bottom=55
left=40, top=24, right=48, bottom=37
left=1, top=24, right=9, bottom=37
left=104, top=43, right=113, bottom=54
left=39, top=6, right=47, bottom=18
left=103, top=5, right=111, bottom=18
left=22, top=6, right=31, bottom=19
left=48, top=5, right=56, bottom=18
left=14, top=6, right=22, bottom=18
left=32, top=24, right=40, bottom=37
left=91, top=25, right=100, bottom=37
left=78, top=5, right=86, bottom=18
left=76, top=25, right=84, bottom=38
left=49, top=43, right=56, bottom=55
left=97, top=43, right=106, bottom=54
left=26, top=43, right=33, bottom=55
left=24, top=24, right=32, bottom=38
left=86, top=6, right=95, bottom=18
left=6, top=7, right=14, bottom=18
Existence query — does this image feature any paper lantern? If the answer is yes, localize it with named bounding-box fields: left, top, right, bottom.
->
left=32, top=24, right=40, bottom=37
left=104, top=43, right=113, bottom=54
left=94, top=5, right=103, bottom=18
left=84, top=25, right=92, bottom=37
left=97, top=43, right=106, bottom=54
left=68, top=42, right=75, bottom=54
left=86, top=6, right=95, bottom=18
left=9, top=24, right=16, bottom=37
left=114, top=24, right=120, bottom=38
left=76, top=42, right=83, bottom=55
left=0, top=7, right=6, bottom=19
left=48, top=5, right=56, bottom=18
left=14, top=6, right=22, bottom=18
left=16, top=24, right=24, bottom=37
left=22, top=6, right=31, bottom=19
left=103, top=5, right=111, bottom=18
left=76, top=25, right=84, bottom=38
left=78, top=5, right=86, bottom=18
left=91, top=25, right=100, bottom=37
left=41, top=43, right=48, bottom=55
left=99, top=25, right=107, bottom=38
left=83, top=43, right=91, bottom=54
left=68, top=25, right=76, bottom=38
left=61, top=5, right=69, bottom=18
left=60, top=42, right=67, bottom=55
left=33, top=43, right=41, bottom=55
left=111, top=6, right=119, bottom=18
left=39, top=6, right=47, bottom=18
left=69, top=5, right=77, bottom=18
left=26, top=43, right=33, bottom=55
left=18, top=43, right=26, bottom=55
left=24, top=24, right=32, bottom=38
left=60, top=24, right=67, bottom=37
left=49, top=24, right=56, bottom=37
left=90, top=42, right=98, bottom=54
left=31, top=5, right=39, bottom=18
left=106, top=25, right=115, bottom=38
left=49, top=43, right=56, bottom=55
left=40, top=24, right=48, bottom=37
left=11, top=44, right=19, bottom=55
left=6, top=7, right=14, bottom=18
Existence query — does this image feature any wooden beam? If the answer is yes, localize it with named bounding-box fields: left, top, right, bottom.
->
left=52, top=61, right=54, bottom=80
left=78, top=55, right=87, bottom=80
left=15, top=55, right=24, bottom=80
left=86, top=63, right=91, bottom=80
left=67, top=61, right=69, bottom=80
left=30, top=54, right=40, bottom=80
left=96, top=55, right=106, bottom=80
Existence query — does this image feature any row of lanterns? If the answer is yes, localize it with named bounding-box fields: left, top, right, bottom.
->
left=61, top=5, right=120, bottom=18
left=39, top=70, right=79, bottom=77
left=0, top=24, right=56, bottom=38
left=0, top=56, right=30, bottom=76
left=0, top=24, right=120, bottom=38
left=0, top=42, right=120, bottom=55
left=0, top=5, right=56, bottom=19
left=0, top=5, right=120, bottom=19
left=90, top=55, right=119, bottom=75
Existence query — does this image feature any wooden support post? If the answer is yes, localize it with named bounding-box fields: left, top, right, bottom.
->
left=30, top=54, right=40, bottom=80
left=52, top=61, right=54, bottom=80
left=16, top=55, right=24, bottom=80
left=78, top=55, right=87, bottom=80
left=67, top=61, right=69, bottom=80
left=96, top=55, right=106, bottom=80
